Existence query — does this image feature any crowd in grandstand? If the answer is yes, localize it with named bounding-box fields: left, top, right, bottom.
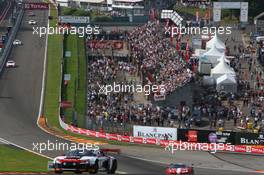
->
left=128, top=21, right=194, bottom=94
left=84, top=20, right=264, bottom=134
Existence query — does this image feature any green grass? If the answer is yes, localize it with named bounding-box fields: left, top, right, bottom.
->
left=0, top=145, right=49, bottom=172
left=175, top=6, right=209, bottom=17
left=41, top=3, right=163, bottom=149
left=76, top=37, right=86, bottom=127
left=62, top=35, right=86, bottom=127
left=44, top=4, right=63, bottom=129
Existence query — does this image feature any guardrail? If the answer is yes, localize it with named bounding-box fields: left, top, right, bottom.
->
left=58, top=116, right=264, bottom=155
left=0, top=7, right=24, bottom=74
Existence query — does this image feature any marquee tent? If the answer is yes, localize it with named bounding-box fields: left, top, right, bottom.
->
left=217, top=55, right=230, bottom=64
left=216, top=74, right=237, bottom=93
left=211, top=57, right=235, bottom=79
left=206, top=34, right=226, bottom=52
left=203, top=45, right=225, bottom=65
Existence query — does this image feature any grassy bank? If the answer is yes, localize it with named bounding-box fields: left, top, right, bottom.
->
left=62, top=35, right=86, bottom=128
left=175, top=6, right=209, bottom=17
left=40, top=2, right=161, bottom=149
left=43, top=4, right=63, bottom=129
left=0, top=145, right=49, bottom=172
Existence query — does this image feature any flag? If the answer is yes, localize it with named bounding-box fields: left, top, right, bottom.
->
left=186, top=38, right=190, bottom=51
left=185, top=51, right=190, bottom=62
left=178, top=32, right=182, bottom=43
left=196, top=11, right=199, bottom=22
left=170, top=24, right=175, bottom=46
left=149, top=8, right=155, bottom=21
left=176, top=41, right=180, bottom=51
left=147, top=72, right=155, bottom=83
left=165, top=19, right=170, bottom=28
left=185, top=38, right=190, bottom=62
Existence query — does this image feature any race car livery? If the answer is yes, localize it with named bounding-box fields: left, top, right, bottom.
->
left=166, top=163, right=194, bottom=175
left=52, top=149, right=117, bottom=174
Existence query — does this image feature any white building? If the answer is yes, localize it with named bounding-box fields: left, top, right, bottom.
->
left=56, top=0, right=144, bottom=13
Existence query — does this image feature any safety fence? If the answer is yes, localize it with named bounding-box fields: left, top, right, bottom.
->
left=59, top=116, right=264, bottom=155
left=0, top=4, right=24, bottom=73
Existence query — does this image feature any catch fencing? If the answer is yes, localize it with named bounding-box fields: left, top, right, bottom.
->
left=0, top=6, right=24, bottom=73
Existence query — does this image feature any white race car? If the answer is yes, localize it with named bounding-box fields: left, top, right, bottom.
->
left=13, top=39, right=22, bottom=45
left=52, top=149, right=118, bottom=174
left=6, top=60, right=16, bottom=68
left=28, top=20, right=37, bottom=25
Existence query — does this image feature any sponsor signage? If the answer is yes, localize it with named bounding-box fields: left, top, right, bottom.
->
left=236, top=132, right=264, bottom=145
left=87, top=40, right=123, bottom=50
left=213, top=8, right=221, bottom=22
left=60, top=117, right=264, bottom=155
left=60, top=101, right=72, bottom=108
left=213, top=2, right=248, bottom=22
left=64, top=74, right=71, bottom=81
left=59, top=16, right=90, bottom=24
left=240, top=2, right=248, bottom=22
left=177, top=129, right=236, bottom=144
left=207, top=131, right=235, bottom=144
left=133, top=125, right=177, bottom=140
left=217, top=2, right=241, bottom=9
left=24, top=3, right=49, bottom=10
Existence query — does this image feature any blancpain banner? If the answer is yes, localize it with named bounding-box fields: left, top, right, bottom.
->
left=133, top=125, right=177, bottom=140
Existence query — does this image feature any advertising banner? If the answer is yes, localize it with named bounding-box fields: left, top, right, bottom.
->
left=60, top=101, right=72, bottom=108
left=87, top=40, right=124, bottom=50
left=213, top=8, right=221, bottom=22
left=24, top=3, right=49, bottom=10
left=59, top=16, right=90, bottom=24
left=240, top=2, right=248, bottom=22
left=133, top=125, right=177, bottom=140
left=59, top=117, right=264, bottom=155
left=218, top=2, right=241, bottom=9
left=177, top=129, right=236, bottom=144
left=235, top=132, right=264, bottom=145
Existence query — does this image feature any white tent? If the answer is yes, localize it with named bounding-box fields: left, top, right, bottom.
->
left=202, top=45, right=225, bottom=66
left=206, top=34, right=226, bottom=52
left=217, top=55, right=230, bottom=64
left=211, top=57, right=236, bottom=79
left=216, top=74, right=237, bottom=93
left=198, top=56, right=212, bottom=74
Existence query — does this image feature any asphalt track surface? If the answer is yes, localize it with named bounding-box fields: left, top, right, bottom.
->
left=0, top=1, right=263, bottom=174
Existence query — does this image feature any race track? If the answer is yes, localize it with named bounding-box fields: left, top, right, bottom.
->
left=0, top=0, right=262, bottom=174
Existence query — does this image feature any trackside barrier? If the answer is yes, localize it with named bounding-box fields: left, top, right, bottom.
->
left=58, top=117, right=264, bottom=155
left=0, top=7, right=24, bottom=73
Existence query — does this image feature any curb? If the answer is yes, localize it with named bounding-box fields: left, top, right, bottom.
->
left=38, top=116, right=106, bottom=145
left=36, top=1, right=106, bottom=147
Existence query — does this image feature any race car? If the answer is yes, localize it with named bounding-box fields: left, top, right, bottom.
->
left=28, top=20, right=37, bottom=25
left=165, top=163, right=194, bottom=175
left=13, top=39, right=22, bottom=45
left=6, top=60, right=16, bottom=68
left=52, top=149, right=118, bottom=174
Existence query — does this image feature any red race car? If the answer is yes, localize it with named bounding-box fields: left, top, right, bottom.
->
left=166, top=163, right=194, bottom=175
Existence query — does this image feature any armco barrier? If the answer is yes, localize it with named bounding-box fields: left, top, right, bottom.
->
left=58, top=116, right=264, bottom=155
left=0, top=7, right=24, bottom=73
